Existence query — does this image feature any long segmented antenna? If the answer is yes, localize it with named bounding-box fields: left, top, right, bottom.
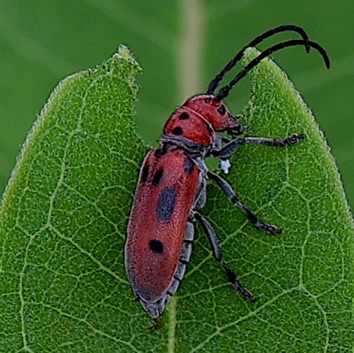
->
left=215, top=39, right=330, bottom=102
left=206, top=25, right=311, bottom=95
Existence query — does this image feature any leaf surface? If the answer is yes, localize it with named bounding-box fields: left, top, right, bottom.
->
left=0, top=47, right=353, bottom=352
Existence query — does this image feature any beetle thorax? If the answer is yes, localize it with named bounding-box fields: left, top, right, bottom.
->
left=163, top=94, right=242, bottom=149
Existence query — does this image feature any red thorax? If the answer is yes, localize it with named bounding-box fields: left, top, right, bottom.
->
left=163, top=94, right=242, bottom=147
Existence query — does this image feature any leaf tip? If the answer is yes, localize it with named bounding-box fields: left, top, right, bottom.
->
left=242, top=47, right=261, bottom=65
left=114, top=44, right=142, bottom=72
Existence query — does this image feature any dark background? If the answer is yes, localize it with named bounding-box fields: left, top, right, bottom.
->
left=1, top=0, right=353, bottom=208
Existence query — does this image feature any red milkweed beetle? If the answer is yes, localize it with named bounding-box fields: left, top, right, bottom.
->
left=125, top=25, right=330, bottom=321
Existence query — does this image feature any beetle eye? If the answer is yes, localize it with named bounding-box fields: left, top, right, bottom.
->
left=217, top=105, right=226, bottom=115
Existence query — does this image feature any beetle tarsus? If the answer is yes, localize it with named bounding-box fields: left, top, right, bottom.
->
left=258, top=133, right=305, bottom=147
left=256, top=222, right=282, bottom=235
left=221, top=261, right=256, bottom=302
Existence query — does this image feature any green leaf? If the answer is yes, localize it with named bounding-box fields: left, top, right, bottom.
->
left=0, top=46, right=353, bottom=353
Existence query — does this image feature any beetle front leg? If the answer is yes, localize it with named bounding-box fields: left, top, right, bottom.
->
left=207, top=171, right=281, bottom=235
left=213, top=133, right=304, bottom=158
left=194, top=212, right=256, bottom=302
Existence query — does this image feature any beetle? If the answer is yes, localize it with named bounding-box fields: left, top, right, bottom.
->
left=124, top=25, right=330, bottom=320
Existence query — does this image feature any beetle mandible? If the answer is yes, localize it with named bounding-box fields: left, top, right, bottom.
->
left=124, top=25, right=330, bottom=320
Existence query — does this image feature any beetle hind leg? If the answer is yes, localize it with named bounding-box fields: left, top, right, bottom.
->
left=194, top=212, right=256, bottom=302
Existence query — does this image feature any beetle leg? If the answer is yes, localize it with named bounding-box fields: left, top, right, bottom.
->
left=207, top=171, right=281, bottom=235
left=194, top=178, right=207, bottom=209
left=213, top=133, right=304, bottom=158
left=194, top=212, right=255, bottom=302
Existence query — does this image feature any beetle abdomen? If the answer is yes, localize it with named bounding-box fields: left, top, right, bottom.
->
left=125, top=148, right=199, bottom=317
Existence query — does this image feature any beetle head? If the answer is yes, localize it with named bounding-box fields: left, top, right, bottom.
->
left=183, top=95, right=245, bottom=135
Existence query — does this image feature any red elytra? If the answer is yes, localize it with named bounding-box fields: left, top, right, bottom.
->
left=125, top=25, right=330, bottom=320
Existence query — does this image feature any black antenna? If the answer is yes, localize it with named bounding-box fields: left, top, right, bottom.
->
left=215, top=39, right=330, bottom=102
left=206, top=25, right=311, bottom=95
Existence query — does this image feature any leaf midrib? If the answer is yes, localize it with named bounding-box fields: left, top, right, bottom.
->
left=166, top=1, right=204, bottom=351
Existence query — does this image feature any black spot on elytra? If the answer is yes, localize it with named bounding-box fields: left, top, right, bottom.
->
left=172, top=126, right=183, bottom=135
left=156, top=187, right=177, bottom=222
left=217, top=105, right=226, bottom=115
left=152, top=169, right=163, bottom=186
left=141, top=166, right=149, bottom=182
left=179, top=112, right=189, bottom=120
left=184, top=157, right=195, bottom=174
left=149, top=239, right=164, bottom=254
